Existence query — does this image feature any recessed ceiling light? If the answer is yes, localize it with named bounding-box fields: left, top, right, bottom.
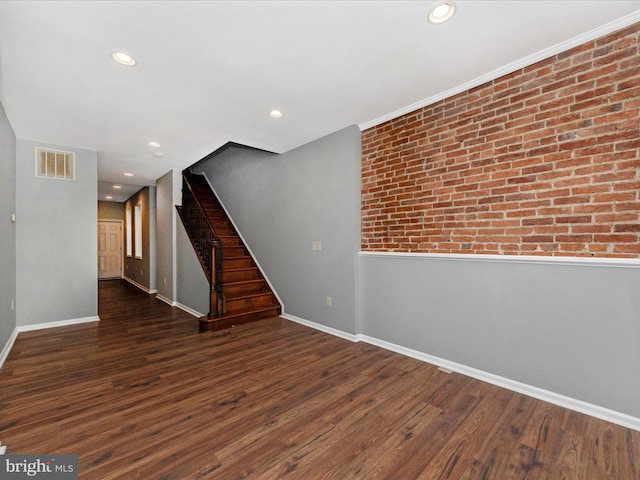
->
left=124, top=172, right=134, bottom=177
left=148, top=141, right=161, bottom=148
left=428, top=1, right=456, bottom=24
left=268, top=110, right=284, bottom=118
left=106, top=196, right=113, bottom=200
left=111, top=50, right=137, bottom=66
left=113, top=185, right=122, bottom=189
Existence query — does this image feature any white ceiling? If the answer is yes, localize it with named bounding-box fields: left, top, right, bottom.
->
left=1, top=1, right=639, bottom=202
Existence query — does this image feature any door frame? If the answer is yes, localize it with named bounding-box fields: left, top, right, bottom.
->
left=98, top=219, right=124, bottom=279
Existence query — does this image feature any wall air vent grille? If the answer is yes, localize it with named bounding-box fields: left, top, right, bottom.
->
left=35, top=147, right=75, bottom=180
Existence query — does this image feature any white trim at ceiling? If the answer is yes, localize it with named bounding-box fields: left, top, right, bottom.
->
left=359, top=10, right=640, bottom=131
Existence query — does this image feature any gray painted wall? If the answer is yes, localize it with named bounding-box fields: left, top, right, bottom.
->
left=191, top=125, right=361, bottom=333
left=359, top=254, right=640, bottom=418
left=176, top=219, right=209, bottom=315
left=15, top=139, right=97, bottom=326
left=156, top=169, right=181, bottom=302
left=0, top=103, right=16, bottom=350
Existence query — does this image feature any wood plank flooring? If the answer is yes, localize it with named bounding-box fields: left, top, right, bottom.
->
left=0, top=279, right=638, bottom=479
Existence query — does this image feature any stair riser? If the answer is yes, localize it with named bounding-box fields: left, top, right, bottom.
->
left=213, top=228, right=236, bottom=237
left=204, top=209, right=226, bottom=219
left=225, top=294, right=278, bottom=313
left=224, top=281, right=269, bottom=296
left=198, top=199, right=222, bottom=209
left=224, top=258, right=254, bottom=269
left=224, top=246, right=248, bottom=257
left=223, top=269, right=260, bottom=282
left=217, top=236, right=241, bottom=246
left=210, top=223, right=232, bottom=232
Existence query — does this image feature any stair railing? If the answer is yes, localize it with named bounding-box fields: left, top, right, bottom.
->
left=177, top=173, right=224, bottom=318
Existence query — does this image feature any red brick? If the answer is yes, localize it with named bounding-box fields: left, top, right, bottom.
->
left=361, top=24, right=640, bottom=258
left=614, top=224, right=640, bottom=233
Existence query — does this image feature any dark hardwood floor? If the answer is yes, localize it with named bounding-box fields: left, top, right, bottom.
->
left=0, top=279, right=638, bottom=479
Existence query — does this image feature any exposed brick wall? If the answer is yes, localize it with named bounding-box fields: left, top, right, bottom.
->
left=362, top=23, right=640, bottom=258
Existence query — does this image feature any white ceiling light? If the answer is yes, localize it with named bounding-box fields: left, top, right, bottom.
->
left=148, top=141, right=160, bottom=148
left=113, top=185, right=122, bottom=189
left=268, top=110, right=284, bottom=118
left=106, top=196, right=113, bottom=200
left=111, top=50, right=137, bottom=66
left=124, top=172, right=134, bottom=177
left=428, top=1, right=456, bottom=24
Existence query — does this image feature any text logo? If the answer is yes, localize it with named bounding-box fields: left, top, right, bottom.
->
left=1, top=455, right=78, bottom=479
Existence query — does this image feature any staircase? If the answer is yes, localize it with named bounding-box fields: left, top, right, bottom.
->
left=176, top=171, right=281, bottom=331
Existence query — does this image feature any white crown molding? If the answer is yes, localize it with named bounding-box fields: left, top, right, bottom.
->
left=358, top=251, right=640, bottom=269
left=359, top=11, right=640, bottom=131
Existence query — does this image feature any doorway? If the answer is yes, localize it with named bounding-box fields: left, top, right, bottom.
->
left=98, top=220, right=123, bottom=279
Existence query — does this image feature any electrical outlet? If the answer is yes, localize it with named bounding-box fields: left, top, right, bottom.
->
left=163, top=277, right=167, bottom=285
left=326, top=296, right=332, bottom=307
left=312, top=241, right=322, bottom=251
left=140, top=270, right=143, bottom=275
left=11, top=299, right=14, bottom=311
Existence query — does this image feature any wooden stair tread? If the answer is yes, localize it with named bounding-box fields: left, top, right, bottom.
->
left=199, top=306, right=282, bottom=332
left=224, top=266, right=257, bottom=272
left=206, top=305, right=280, bottom=319
left=225, top=278, right=267, bottom=286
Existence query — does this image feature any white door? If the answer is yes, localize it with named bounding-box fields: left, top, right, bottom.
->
left=98, top=221, right=123, bottom=279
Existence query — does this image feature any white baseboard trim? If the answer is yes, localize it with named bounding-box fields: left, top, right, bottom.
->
left=280, top=313, right=358, bottom=343
left=0, top=328, right=19, bottom=371
left=123, top=276, right=158, bottom=294
left=358, top=335, right=640, bottom=432
left=175, top=303, right=205, bottom=318
left=17, top=316, right=100, bottom=333
left=156, top=294, right=176, bottom=307
left=281, top=314, right=640, bottom=432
